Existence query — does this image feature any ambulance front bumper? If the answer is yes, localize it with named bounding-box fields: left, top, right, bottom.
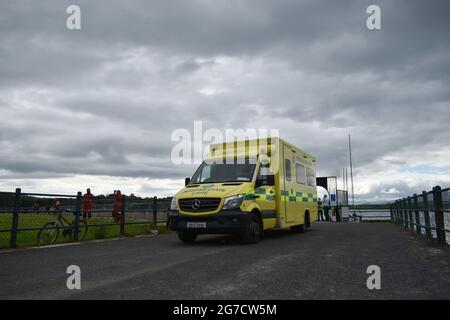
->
left=168, top=209, right=250, bottom=234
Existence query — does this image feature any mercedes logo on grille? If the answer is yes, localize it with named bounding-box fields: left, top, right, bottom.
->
left=192, top=199, right=201, bottom=210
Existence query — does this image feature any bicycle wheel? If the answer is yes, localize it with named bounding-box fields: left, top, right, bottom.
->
left=73, top=220, right=88, bottom=241
left=37, top=222, right=60, bottom=245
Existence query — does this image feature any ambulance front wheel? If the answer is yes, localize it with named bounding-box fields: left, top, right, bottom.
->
left=177, top=231, right=198, bottom=243
left=240, top=216, right=262, bottom=244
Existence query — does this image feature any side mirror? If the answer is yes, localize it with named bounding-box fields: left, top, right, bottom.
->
left=255, top=174, right=275, bottom=188
left=185, top=177, right=191, bottom=186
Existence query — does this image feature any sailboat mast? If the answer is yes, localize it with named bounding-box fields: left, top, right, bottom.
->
left=348, top=134, right=355, bottom=207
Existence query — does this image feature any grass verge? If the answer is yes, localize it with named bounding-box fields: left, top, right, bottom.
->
left=0, top=213, right=168, bottom=249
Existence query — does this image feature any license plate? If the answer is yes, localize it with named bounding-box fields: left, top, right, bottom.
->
left=186, top=222, right=207, bottom=228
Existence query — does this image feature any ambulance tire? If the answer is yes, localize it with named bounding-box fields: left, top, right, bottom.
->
left=177, top=231, right=197, bottom=243
left=240, top=216, right=262, bottom=244
left=290, top=224, right=306, bottom=233
left=305, top=212, right=310, bottom=230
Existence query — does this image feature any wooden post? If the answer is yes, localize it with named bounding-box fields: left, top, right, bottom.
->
left=422, top=191, right=432, bottom=240
left=152, top=196, right=157, bottom=229
left=433, top=186, right=446, bottom=245
left=392, top=202, right=396, bottom=223
left=73, top=192, right=82, bottom=241
left=10, top=188, right=21, bottom=248
left=400, top=199, right=406, bottom=228
left=397, top=201, right=400, bottom=223
left=413, top=194, right=421, bottom=235
left=404, top=199, right=408, bottom=228
left=394, top=202, right=398, bottom=222
left=120, top=195, right=126, bottom=236
left=407, top=197, right=414, bottom=230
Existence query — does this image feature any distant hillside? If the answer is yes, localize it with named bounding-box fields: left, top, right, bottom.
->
left=352, top=203, right=391, bottom=210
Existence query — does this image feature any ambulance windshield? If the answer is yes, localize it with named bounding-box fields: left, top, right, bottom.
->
left=190, top=159, right=256, bottom=184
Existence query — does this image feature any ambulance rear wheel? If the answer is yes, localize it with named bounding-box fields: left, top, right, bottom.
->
left=290, top=224, right=306, bottom=233
left=304, top=213, right=310, bottom=230
left=177, top=232, right=197, bottom=243
left=240, top=216, right=261, bottom=244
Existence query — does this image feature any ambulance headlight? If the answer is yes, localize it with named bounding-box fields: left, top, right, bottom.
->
left=170, top=197, right=178, bottom=210
left=222, top=195, right=244, bottom=210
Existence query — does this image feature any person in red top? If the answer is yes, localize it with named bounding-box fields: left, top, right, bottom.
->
left=55, top=198, right=61, bottom=210
left=49, top=198, right=62, bottom=215
left=112, top=190, right=122, bottom=223
left=82, top=188, right=94, bottom=222
left=31, top=201, right=39, bottom=213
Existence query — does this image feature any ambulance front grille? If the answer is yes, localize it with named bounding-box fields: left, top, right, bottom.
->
left=178, top=198, right=221, bottom=212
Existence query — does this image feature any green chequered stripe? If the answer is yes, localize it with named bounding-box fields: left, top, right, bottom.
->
left=244, top=190, right=316, bottom=203
left=281, top=190, right=317, bottom=203
left=245, top=188, right=275, bottom=201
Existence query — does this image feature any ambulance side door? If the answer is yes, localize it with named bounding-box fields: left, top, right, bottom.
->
left=254, top=161, right=276, bottom=225
left=282, top=144, right=296, bottom=223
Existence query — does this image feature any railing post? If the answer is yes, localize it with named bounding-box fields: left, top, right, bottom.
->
left=394, top=201, right=398, bottom=223
left=401, top=198, right=407, bottom=229
left=433, top=186, right=446, bottom=245
left=396, top=201, right=400, bottom=223
left=422, top=191, right=432, bottom=240
left=73, top=191, right=82, bottom=241
left=392, top=202, right=395, bottom=223
left=413, top=194, right=421, bottom=235
left=400, top=198, right=408, bottom=228
left=407, top=197, right=414, bottom=230
left=152, top=196, right=157, bottom=230
left=120, top=195, right=126, bottom=236
left=390, top=204, right=393, bottom=222
left=10, top=188, right=21, bottom=248
left=404, top=198, right=409, bottom=228
left=400, top=201, right=404, bottom=225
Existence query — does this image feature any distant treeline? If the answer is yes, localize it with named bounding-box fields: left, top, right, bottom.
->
left=0, top=192, right=390, bottom=209
left=351, top=203, right=391, bottom=210
left=0, top=193, right=172, bottom=209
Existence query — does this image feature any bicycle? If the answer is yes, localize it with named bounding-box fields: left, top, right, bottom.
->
left=37, top=208, right=88, bottom=245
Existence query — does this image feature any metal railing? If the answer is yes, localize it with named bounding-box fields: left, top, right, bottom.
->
left=0, top=188, right=171, bottom=248
left=390, top=186, right=450, bottom=246
left=348, top=209, right=391, bottom=222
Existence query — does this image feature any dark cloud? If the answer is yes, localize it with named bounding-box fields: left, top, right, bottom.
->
left=1, top=0, right=450, bottom=200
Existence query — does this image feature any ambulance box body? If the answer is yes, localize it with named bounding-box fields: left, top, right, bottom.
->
left=169, top=137, right=318, bottom=243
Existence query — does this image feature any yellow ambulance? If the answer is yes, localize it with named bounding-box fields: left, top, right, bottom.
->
left=168, top=137, right=318, bottom=243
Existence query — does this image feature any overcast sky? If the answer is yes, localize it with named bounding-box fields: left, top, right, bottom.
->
left=1, top=0, right=449, bottom=202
